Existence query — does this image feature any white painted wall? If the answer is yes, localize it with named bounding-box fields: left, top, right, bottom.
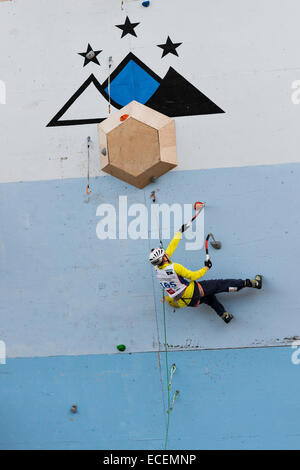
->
left=0, top=0, right=300, bottom=183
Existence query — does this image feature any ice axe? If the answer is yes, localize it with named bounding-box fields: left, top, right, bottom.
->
left=179, top=201, right=205, bottom=233
left=205, top=232, right=222, bottom=262
left=177, top=202, right=221, bottom=257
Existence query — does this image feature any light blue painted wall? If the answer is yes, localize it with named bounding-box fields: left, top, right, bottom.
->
left=0, top=163, right=299, bottom=357
left=0, top=346, right=299, bottom=450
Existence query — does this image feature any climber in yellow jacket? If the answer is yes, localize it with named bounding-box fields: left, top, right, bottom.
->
left=149, top=230, right=262, bottom=324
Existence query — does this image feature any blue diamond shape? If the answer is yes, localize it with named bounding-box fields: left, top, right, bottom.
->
left=105, top=59, right=160, bottom=107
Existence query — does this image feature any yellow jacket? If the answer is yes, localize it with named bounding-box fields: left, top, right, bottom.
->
left=158, top=231, right=208, bottom=308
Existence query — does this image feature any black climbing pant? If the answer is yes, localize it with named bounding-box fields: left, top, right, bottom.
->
left=189, top=279, right=245, bottom=317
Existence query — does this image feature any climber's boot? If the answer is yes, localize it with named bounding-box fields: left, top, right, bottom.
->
left=221, top=312, right=234, bottom=323
left=245, top=275, right=263, bottom=289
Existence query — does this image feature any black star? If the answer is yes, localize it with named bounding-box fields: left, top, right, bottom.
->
left=116, top=16, right=140, bottom=38
left=157, top=36, right=182, bottom=58
left=78, top=44, right=102, bottom=67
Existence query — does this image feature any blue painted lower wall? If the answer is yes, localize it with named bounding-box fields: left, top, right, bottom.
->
left=0, top=346, right=299, bottom=450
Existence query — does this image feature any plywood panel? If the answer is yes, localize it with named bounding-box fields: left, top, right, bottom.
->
left=159, top=121, right=177, bottom=164
left=98, top=101, right=177, bottom=188
left=107, top=118, right=160, bottom=177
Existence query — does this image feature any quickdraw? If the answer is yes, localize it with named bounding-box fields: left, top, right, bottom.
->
left=168, top=363, right=176, bottom=390
left=150, top=191, right=162, bottom=247
left=86, top=136, right=92, bottom=195
left=150, top=191, right=156, bottom=203
left=108, top=56, right=113, bottom=114
left=168, top=390, right=180, bottom=414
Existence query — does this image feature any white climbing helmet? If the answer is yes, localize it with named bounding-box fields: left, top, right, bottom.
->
left=149, top=247, right=165, bottom=266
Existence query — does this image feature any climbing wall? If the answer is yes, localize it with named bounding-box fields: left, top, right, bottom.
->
left=0, top=0, right=300, bottom=449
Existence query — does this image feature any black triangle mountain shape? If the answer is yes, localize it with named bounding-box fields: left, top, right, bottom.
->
left=146, top=67, right=225, bottom=117
left=47, top=56, right=225, bottom=127
left=46, top=74, right=108, bottom=127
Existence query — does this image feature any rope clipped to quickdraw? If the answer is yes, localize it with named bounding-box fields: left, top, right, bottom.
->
left=86, top=136, right=92, bottom=195
left=151, top=194, right=209, bottom=445
left=168, top=390, right=180, bottom=414
left=150, top=190, right=181, bottom=448
left=149, top=197, right=219, bottom=445
left=161, top=288, right=171, bottom=449
left=150, top=191, right=162, bottom=248
left=168, top=363, right=176, bottom=390
left=108, top=56, right=113, bottom=114
left=150, top=190, right=171, bottom=448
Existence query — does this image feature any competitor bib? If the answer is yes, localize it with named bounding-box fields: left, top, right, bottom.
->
left=155, top=263, right=188, bottom=298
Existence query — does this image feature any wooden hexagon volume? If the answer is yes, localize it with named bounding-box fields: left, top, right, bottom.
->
left=98, top=101, right=178, bottom=189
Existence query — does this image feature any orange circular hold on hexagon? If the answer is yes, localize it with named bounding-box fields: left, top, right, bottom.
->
left=120, top=114, right=129, bottom=121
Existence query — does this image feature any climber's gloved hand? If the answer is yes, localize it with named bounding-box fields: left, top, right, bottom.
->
left=179, top=223, right=189, bottom=233
left=205, top=259, right=212, bottom=269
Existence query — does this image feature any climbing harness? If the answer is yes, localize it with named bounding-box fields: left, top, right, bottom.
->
left=108, top=56, right=113, bottom=114
left=173, top=232, right=221, bottom=307
left=86, top=136, right=92, bottom=195
left=167, top=233, right=221, bottom=309
left=165, top=201, right=205, bottom=308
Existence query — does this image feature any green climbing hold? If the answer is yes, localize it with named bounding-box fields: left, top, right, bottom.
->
left=117, top=344, right=126, bottom=352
